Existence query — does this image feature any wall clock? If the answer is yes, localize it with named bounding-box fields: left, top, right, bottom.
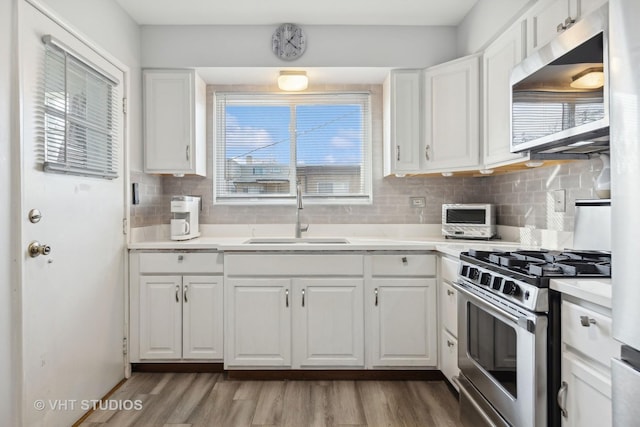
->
left=272, top=23, right=306, bottom=61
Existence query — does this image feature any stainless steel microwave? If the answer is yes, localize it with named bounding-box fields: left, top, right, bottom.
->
left=442, top=204, right=496, bottom=239
left=510, top=4, right=609, bottom=156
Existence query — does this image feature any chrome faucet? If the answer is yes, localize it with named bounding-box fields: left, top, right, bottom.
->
left=295, top=180, right=309, bottom=238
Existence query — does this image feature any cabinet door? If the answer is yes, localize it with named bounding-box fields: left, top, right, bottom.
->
left=561, top=352, right=612, bottom=427
left=384, top=70, right=422, bottom=175
left=440, top=329, right=459, bottom=389
left=369, top=278, right=437, bottom=367
left=423, top=55, right=480, bottom=171
left=293, top=278, right=364, bottom=368
left=483, top=22, right=529, bottom=167
left=440, top=280, right=458, bottom=337
left=527, top=0, right=571, bottom=53
left=139, top=275, right=182, bottom=360
left=226, top=279, right=291, bottom=367
left=182, top=276, right=223, bottom=360
left=143, top=70, right=206, bottom=176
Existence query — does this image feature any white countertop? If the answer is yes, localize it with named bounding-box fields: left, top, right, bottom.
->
left=550, top=278, right=612, bottom=308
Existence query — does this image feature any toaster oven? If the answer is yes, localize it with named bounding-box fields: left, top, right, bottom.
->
left=442, top=203, right=496, bottom=239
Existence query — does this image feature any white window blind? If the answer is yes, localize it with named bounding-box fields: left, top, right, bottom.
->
left=214, top=92, right=372, bottom=204
left=40, top=35, right=120, bottom=179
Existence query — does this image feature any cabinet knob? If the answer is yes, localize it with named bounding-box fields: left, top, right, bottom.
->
left=580, top=315, right=596, bottom=327
left=447, top=289, right=454, bottom=296
left=402, top=256, right=408, bottom=265
left=447, top=340, right=455, bottom=348
left=178, top=255, right=184, bottom=261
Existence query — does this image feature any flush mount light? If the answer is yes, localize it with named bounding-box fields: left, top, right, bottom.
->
left=525, top=160, right=544, bottom=168
left=277, top=70, right=308, bottom=91
left=570, top=67, right=604, bottom=89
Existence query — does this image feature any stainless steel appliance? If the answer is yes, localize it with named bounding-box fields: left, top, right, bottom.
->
left=442, top=203, right=496, bottom=240
left=454, top=249, right=612, bottom=427
left=510, top=5, right=609, bottom=156
left=609, top=0, right=640, bottom=424
left=170, top=195, right=201, bottom=241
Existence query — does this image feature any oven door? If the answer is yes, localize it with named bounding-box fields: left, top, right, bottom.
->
left=454, top=280, right=548, bottom=427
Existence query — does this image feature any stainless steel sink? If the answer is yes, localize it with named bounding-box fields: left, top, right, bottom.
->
left=244, top=237, right=350, bottom=244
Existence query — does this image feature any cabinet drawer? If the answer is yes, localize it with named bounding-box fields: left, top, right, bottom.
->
left=441, top=256, right=459, bottom=283
left=440, top=281, right=458, bottom=337
left=371, top=254, right=436, bottom=276
left=562, top=301, right=620, bottom=367
left=138, top=252, right=223, bottom=274
left=440, top=330, right=459, bottom=389
left=225, top=254, right=363, bottom=276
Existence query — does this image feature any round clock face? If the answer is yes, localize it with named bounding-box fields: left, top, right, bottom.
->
left=272, top=23, right=306, bottom=61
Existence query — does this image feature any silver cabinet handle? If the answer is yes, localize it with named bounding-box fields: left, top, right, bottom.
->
left=402, top=256, right=408, bottom=265
left=186, top=145, right=190, bottom=161
left=374, top=288, right=379, bottom=306
left=425, top=145, right=430, bottom=160
left=178, top=254, right=184, bottom=261
left=580, top=315, right=596, bottom=327
left=301, top=289, right=305, bottom=307
left=175, top=285, right=180, bottom=303
left=285, top=289, right=289, bottom=308
left=557, top=381, right=568, bottom=418
left=184, top=285, right=188, bottom=303
left=396, top=144, right=400, bottom=161
left=447, top=289, right=454, bottom=296
left=447, top=340, right=455, bottom=348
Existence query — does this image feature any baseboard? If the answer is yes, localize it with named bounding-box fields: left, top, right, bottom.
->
left=226, top=369, right=445, bottom=381
left=72, top=378, right=127, bottom=427
left=131, top=362, right=225, bottom=373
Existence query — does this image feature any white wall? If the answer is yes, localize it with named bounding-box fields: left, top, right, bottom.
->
left=1, top=0, right=19, bottom=425
left=456, top=0, right=532, bottom=55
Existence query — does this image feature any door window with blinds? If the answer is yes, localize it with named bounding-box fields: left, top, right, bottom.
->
left=214, top=92, right=372, bottom=204
left=40, top=35, right=119, bottom=179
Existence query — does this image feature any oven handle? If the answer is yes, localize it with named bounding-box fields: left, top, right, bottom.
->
left=453, top=281, right=536, bottom=333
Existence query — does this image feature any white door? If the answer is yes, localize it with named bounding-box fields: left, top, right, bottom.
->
left=293, top=278, right=364, bottom=368
left=139, top=276, right=182, bottom=360
left=182, top=275, right=223, bottom=360
left=19, top=2, right=126, bottom=426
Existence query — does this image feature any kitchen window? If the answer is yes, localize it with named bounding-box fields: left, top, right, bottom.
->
left=214, top=92, right=372, bottom=204
left=40, top=36, right=120, bottom=179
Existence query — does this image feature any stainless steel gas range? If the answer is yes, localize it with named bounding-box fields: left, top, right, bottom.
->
left=453, top=249, right=611, bottom=427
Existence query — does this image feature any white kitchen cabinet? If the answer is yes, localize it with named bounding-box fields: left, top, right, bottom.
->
left=226, top=278, right=292, bottom=367
left=525, top=0, right=608, bottom=55
left=559, top=298, right=620, bottom=427
left=294, top=278, right=364, bottom=367
left=143, top=69, right=206, bottom=176
left=422, top=55, right=480, bottom=172
left=224, top=254, right=365, bottom=369
left=130, top=252, right=224, bottom=362
left=482, top=21, right=530, bottom=168
left=383, top=70, right=422, bottom=176
left=367, top=253, right=438, bottom=368
left=439, top=254, right=461, bottom=387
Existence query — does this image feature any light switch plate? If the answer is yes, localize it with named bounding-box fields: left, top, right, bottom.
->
left=553, top=189, right=566, bottom=212
left=410, top=197, right=426, bottom=208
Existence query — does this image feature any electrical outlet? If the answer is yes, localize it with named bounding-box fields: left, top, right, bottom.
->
left=553, top=190, right=566, bottom=212
left=410, top=197, right=426, bottom=208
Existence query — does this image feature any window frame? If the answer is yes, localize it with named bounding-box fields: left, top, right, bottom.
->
left=213, top=91, right=373, bottom=205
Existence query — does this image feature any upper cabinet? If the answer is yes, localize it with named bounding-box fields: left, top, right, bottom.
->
left=422, top=54, right=481, bottom=172
left=482, top=21, right=529, bottom=167
left=143, top=69, right=206, bottom=176
left=526, top=0, right=608, bottom=54
left=383, top=70, right=422, bottom=176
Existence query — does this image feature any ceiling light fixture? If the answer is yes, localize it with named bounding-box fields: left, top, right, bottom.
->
left=441, top=172, right=453, bottom=177
left=525, top=160, right=544, bottom=168
left=479, top=169, right=494, bottom=175
left=277, top=70, right=308, bottom=91
left=570, top=67, right=604, bottom=89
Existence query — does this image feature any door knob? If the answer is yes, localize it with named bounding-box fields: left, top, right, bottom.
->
left=28, top=241, right=51, bottom=258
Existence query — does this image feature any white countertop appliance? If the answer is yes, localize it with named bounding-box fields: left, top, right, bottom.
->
left=454, top=249, right=611, bottom=427
left=442, top=203, right=496, bottom=240
left=170, top=195, right=201, bottom=241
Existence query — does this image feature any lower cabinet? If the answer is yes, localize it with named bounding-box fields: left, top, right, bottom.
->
left=439, top=254, right=461, bottom=387
left=559, top=298, right=620, bottom=427
left=440, top=329, right=459, bottom=383
left=369, top=278, right=437, bottom=367
left=139, top=275, right=223, bottom=360
left=226, top=277, right=364, bottom=368
left=129, top=251, right=224, bottom=362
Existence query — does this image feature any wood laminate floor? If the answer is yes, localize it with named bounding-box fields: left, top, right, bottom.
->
left=79, top=373, right=462, bottom=427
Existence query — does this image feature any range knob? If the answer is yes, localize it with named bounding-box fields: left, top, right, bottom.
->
left=502, top=281, right=520, bottom=296
left=468, top=268, right=480, bottom=281
left=480, top=272, right=492, bottom=287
